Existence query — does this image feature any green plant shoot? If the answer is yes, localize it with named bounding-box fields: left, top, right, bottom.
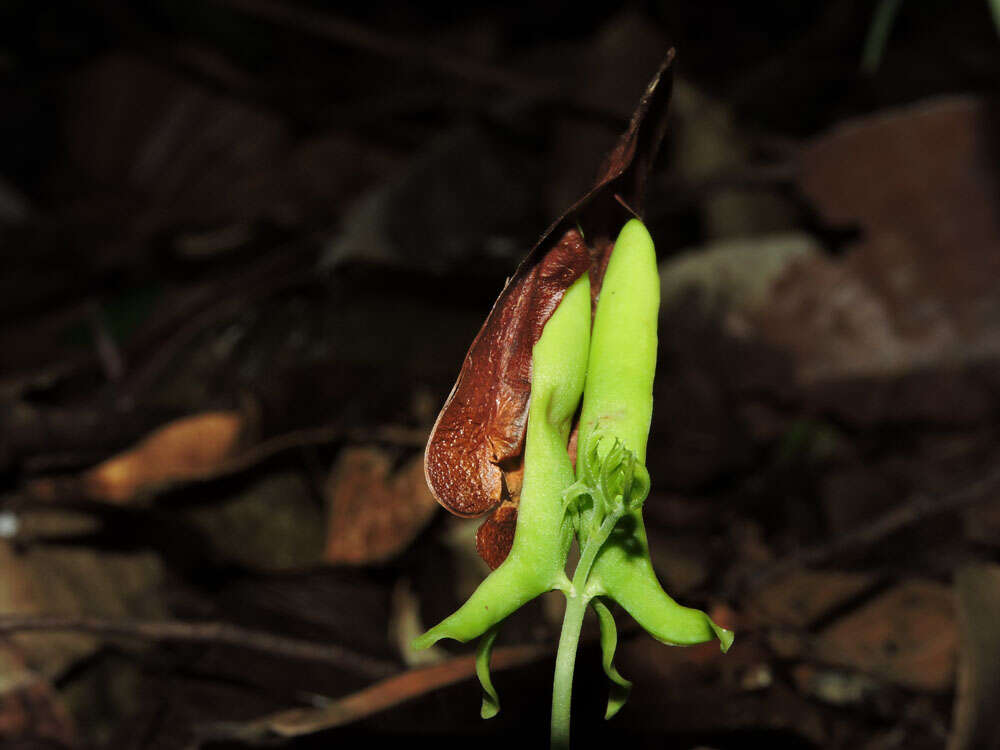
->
left=415, top=219, right=732, bottom=749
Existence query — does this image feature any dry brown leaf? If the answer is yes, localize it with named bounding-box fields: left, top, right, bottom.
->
left=755, top=97, right=1000, bottom=386
left=324, top=447, right=438, bottom=565
left=0, top=541, right=166, bottom=680
left=187, top=471, right=325, bottom=572
left=797, top=98, right=1000, bottom=331
left=79, top=411, right=244, bottom=503
left=747, top=569, right=877, bottom=629
left=813, top=580, right=956, bottom=692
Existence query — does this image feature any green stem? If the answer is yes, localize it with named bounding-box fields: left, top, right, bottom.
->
left=551, top=589, right=586, bottom=750
left=576, top=509, right=623, bottom=581
left=550, top=509, right=624, bottom=749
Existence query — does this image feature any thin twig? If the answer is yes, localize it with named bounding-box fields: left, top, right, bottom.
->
left=239, top=423, right=428, bottom=472
left=737, top=464, right=1000, bottom=595
left=21, top=423, right=426, bottom=480
left=0, top=615, right=398, bottom=678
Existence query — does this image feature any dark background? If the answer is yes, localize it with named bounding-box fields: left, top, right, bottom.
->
left=1, top=1, right=1000, bottom=748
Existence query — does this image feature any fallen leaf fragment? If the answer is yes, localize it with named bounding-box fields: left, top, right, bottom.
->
left=756, top=97, right=1000, bottom=386
left=80, top=411, right=244, bottom=503
left=325, top=447, right=438, bottom=565
left=0, top=540, right=166, bottom=680
left=189, top=471, right=325, bottom=571
left=948, top=564, right=1000, bottom=750
left=797, top=98, right=1000, bottom=319
left=747, top=569, right=877, bottom=629
left=813, top=580, right=956, bottom=692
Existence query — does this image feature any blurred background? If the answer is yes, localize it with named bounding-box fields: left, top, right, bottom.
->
left=1, top=1, right=999, bottom=748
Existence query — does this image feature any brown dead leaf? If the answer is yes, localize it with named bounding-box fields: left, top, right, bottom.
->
left=747, top=569, right=877, bottom=629
left=798, top=97, right=1000, bottom=328
left=79, top=411, right=244, bottom=503
left=0, top=541, right=166, bottom=680
left=948, top=564, right=1000, bottom=750
left=755, top=97, right=1000, bottom=387
left=188, top=471, right=325, bottom=571
left=425, top=51, right=677, bottom=567
left=324, top=447, right=438, bottom=565
left=813, top=580, right=956, bottom=692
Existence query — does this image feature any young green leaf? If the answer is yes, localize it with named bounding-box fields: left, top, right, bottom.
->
left=591, top=598, right=631, bottom=719
left=476, top=626, right=502, bottom=719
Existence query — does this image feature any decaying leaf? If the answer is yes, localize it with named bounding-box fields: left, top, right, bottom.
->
left=78, top=411, right=244, bottom=503
left=425, top=51, right=677, bottom=567
left=188, top=471, right=325, bottom=572
left=0, top=541, right=166, bottom=680
left=325, top=447, right=439, bottom=565
left=755, top=97, right=1000, bottom=387
left=812, top=579, right=956, bottom=692
left=747, top=568, right=877, bottom=629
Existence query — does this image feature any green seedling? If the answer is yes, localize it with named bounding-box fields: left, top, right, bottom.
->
left=415, top=219, right=732, bottom=749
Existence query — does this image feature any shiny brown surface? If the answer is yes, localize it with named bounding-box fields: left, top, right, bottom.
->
left=476, top=502, right=520, bottom=570
left=424, top=229, right=590, bottom=517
